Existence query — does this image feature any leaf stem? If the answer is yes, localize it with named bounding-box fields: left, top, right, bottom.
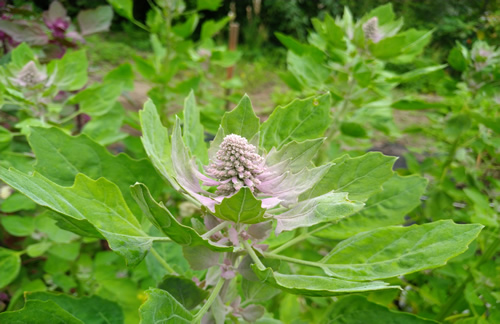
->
left=270, top=223, right=332, bottom=254
left=261, top=251, right=325, bottom=269
left=150, top=247, right=176, bottom=274
left=152, top=237, right=172, bottom=242
left=192, top=277, right=225, bottom=323
left=59, top=111, right=81, bottom=124
left=201, top=221, right=230, bottom=239
left=242, top=240, right=265, bottom=270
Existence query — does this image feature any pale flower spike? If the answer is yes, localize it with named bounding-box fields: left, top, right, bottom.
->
left=11, top=61, right=47, bottom=87
left=363, top=17, right=382, bottom=43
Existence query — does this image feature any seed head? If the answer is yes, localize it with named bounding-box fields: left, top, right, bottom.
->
left=206, top=134, right=264, bottom=196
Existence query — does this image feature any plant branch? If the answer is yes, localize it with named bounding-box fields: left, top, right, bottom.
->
left=242, top=240, right=265, bottom=270
left=270, top=223, right=332, bottom=254
left=201, top=221, right=230, bottom=239
left=261, top=251, right=325, bottom=269
left=192, top=277, right=225, bottom=323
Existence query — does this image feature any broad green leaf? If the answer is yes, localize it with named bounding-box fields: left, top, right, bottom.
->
left=1, top=215, right=35, bottom=236
left=183, top=91, right=208, bottom=164
left=48, top=50, right=88, bottom=91
left=77, top=5, right=113, bottom=36
left=369, top=34, right=406, bottom=59
left=324, top=295, right=437, bottom=323
left=197, top=0, right=222, bottom=11
left=139, top=288, right=193, bottom=324
left=340, top=122, right=368, bottom=138
left=214, top=188, right=266, bottom=224
left=391, top=99, right=447, bottom=110
left=317, top=174, right=427, bottom=240
left=103, top=63, right=134, bottom=91
left=0, top=168, right=154, bottom=266
left=69, top=82, right=121, bottom=116
left=172, top=14, right=199, bottom=38
left=387, top=64, right=447, bottom=83
left=265, top=138, right=324, bottom=172
left=260, top=93, right=331, bottom=151
left=320, top=220, right=483, bottom=280
left=221, top=94, right=260, bottom=140
left=0, top=247, right=21, bottom=288
left=286, top=51, right=330, bottom=90
left=27, top=241, right=52, bottom=257
left=0, top=299, right=82, bottom=324
left=82, top=102, right=127, bottom=146
left=448, top=43, right=469, bottom=71
left=131, top=183, right=231, bottom=252
left=274, top=192, right=364, bottom=233
left=25, top=292, right=124, bottom=324
left=364, top=3, right=395, bottom=25
left=158, top=275, right=208, bottom=310
left=200, top=17, right=230, bottom=40
left=28, top=127, right=161, bottom=217
left=107, top=0, right=133, bottom=19
left=251, top=266, right=397, bottom=297
left=301, top=152, right=396, bottom=201
left=139, top=99, right=177, bottom=189
left=10, top=42, right=35, bottom=70
left=242, top=277, right=280, bottom=303
left=323, top=14, right=346, bottom=49
left=0, top=192, right=37, bottom=212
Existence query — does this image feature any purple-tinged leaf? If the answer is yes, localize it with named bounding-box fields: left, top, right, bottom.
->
left=0, top=21, right=49, bottom=45
left=77, top=6, right=113, bottom=36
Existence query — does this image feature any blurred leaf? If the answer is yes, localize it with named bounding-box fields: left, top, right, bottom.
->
left=0, top=247, right=21, bottom=289
left=103, top=63, right=134, bottom=91
left=448, top=43, right=469, bottom=71
left=47, top=50, right=88, bottom=91
left=107, top=0, right=133, bottom=20
left=0, top=192, right=37, bottom=212
left=197, top=0, right=223, bottom=11
left=77, top=6, right=113, bottom=36
left=173, top=14, right=199, bottom=38
left=200, top=17, right=229, bottom=40
left=391, top=99, right=447, bottom=110
left=340, top=122, right=368, bottom=138
left=69, top=82, right=121, bottom=116
left=388, top=65, right=447, bottom=83
left=1, top=215, right=35, bottom=236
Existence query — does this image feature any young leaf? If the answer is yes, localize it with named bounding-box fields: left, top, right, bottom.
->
left=251, top=266, right=398, bottom=297
left=260, top=93, right=331, bottom=150
left=300, top=152, right=396, bottom=201
left=131, top=183, right=232, bottom=252
left=25, top=292, right=124, bottom=324
left=324, top=295, right=438, bottom=323
left=221, top=94, right=260, bottom=141
left=0, top=247, right=21, bottom=289
left=0, top=168, right=154, bottom=266
left=139, top=288, right=193, bottom=324
left=183, top=91, right=208, bottom=164
left=274, top=192, right=364, bottom=233
left=317, top=174, right=427, bottom=239
left=214, top=188, right=266, bottom=224
left=320, top=220, right=483, bottom=280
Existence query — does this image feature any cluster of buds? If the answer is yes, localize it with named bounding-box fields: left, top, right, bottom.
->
left=12, top=61, right=47, bottom=88
left=363, top=17, right=382, bottom=43
left=205, top=134, right=264, bottom=196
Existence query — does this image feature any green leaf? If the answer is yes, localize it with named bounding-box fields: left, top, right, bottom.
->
left=27, top=241, right=52, bottom=257
left=364, top=3, right=395, bottom=25
left=265, top=138, right=324, bottom=173
left=340, top=122, right=368, bottom=138
left=251, top=266, right=397, bottom=297
left=172, top=14, right=199, bottom=38
left=260, top=93, right=331, bottom=151
left=0, top=125, right=13, bottom=151
left=48, top=50, right=88, bottom=91
left=369, top=34, right=406, bottom=60
left=103, top=63, right=134, bottom=91
left=158, top=275, right=208, bottom=310
left=200, top=17, right=230, bottom=40
left=317, top=174, right=427, bottom=240
left=82, top=102, right=127, bottom=146
left=391, top=99, right=447, bottom=110
left=221, top=94, right=260, bottom=140
left=77, top=5, right=113, bottom=36
left=139, top=288, right=193, bottom=324
left=448, top=44, right=468, bottom=71
left=323, top=14, right=346, bottom=49
left=26, top=292, right=124, bottom=324
left=301, top=152, right=396, bottom=202
left=28, top=127, right=162, bottom=217
left=1, top=215, right=35, bottom=236
left=107, top=0, right=133, bottom=20
left=286, top=51, right=330, bottom=90
left=324, top=295, right=437, bottom=323
left=0, top=192, right=37, bottom=212
left=387, top=64, right=447, bottom=83
left=183, top=91, right=208, bottom=164
left=139, top=99, right=177, bottom=189
left=0, top=168, right=154, bottom=266
left=214, top=188, right=266, bottom=224
left=10, top=42, right=35, bottom=70
left=69, top=82, right=122, bottom=116
left=131, top=183, right=231, bottom=252
left=197, top=0, right=222, bottom=11
left=0, top=299, right=82, bottom=324
left=275, top=192, right=364, bottom=233
left=0, top=247, right=21, bottom=288
left=320, top=220, right=483, bottom=280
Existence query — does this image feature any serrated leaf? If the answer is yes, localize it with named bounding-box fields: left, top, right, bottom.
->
left=139, top=288, right=193, bottom=324
left=221, top=94, right=260, bottom=141
left=251, top=266, right=397, bottom=297
left=26, top=292, right=124, bottom=324
left=320, top=220, right=483, bottom=280
left=158, top=275, right=208, bottom=310
left=265, top=138, right=324, bottom=172
left=325, top=295, right=437, bottom=323
left=28, top=127, right=162, bottom=217
left=317, top=174, right=427, bottom=239
left=0, top=299, right=82, bottom=324
left=183, top=91, right=208, bottom=164
left=301, top=152, right=395, bottom=202
left=131, top=183, right=231, bottom=252
left=0, top=168, right=154, bottom=266
left=260, top=93, right=331, bottom=151
left=274, top=192, right=364, bottom=233
left=0, top=247, right=21, bottom=288
left=214, top=188, right=266, bottom=224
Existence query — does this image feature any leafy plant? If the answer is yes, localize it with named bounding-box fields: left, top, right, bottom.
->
left=0, top=92, right=483, bottom=322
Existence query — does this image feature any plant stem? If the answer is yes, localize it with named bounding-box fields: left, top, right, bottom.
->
left=192, top=277, right=225, bottom=323
left=270, top=223, right=332, bottom=254
left=150, top=247, right=176, bottom=274
left=201, top=221, right=230, bottom=239
left=242, top=240, right=265, bottom=270
left=261, top=251, right=325, bottom=269
left=59, top=111, right=81, bottom=124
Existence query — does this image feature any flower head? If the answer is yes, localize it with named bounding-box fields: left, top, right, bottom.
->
left=11, top=61, right=47, bottom=87
left=363, top=17, right=382, bottom=43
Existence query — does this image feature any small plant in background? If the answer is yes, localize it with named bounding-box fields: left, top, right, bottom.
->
left=0, top=92, right=483, bottom=323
